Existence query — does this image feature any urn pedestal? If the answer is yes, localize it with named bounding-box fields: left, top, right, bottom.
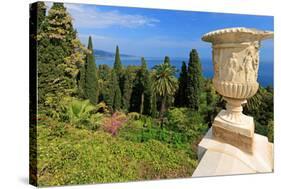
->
left=192, top=27, right=273, bottom=177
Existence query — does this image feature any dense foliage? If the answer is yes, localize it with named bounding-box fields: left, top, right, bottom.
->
left=84, top=36, right=99, bottom=104
left=244, top=86, right=274, bottom=141
left=130, top=58, right=152, bottom=115
left=186, top=49, right=203, bottom=110
left=37, top=126, right=197, bottom=186
left=151, top=61, right=178, bottom=118
left=174, top=61, right=188, bottom=107
left=37, top=3, right=87, bottom=109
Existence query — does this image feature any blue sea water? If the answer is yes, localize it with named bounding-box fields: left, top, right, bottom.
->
left=96, top=57, right=273, bottom=87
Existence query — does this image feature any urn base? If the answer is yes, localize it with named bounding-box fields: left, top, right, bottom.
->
left=212, top=110, right=255, bottom=153
left=192, top=128, right=273, bottom=177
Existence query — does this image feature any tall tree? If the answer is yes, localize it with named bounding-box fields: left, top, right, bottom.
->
left=85, top=36, right=99, bottom=104
left=140, top=57, right=152, bottom=115
left=122, top=66, right=137, bottom=111
left=37, top=2, right=46, bottom=29
left=163, top=56, right=174, bottom=108
left=37, top=3, right=87, bottom=107
left=113, top=45, right=125, bottom=104
left=113, top=45, right=122, bottom=77
left=113, top=80, right=122, bottom=111
left=174, top=61, right=188, bottom=107
left=130, top=58, right=152, bottom=115
left=151, top=61, right=178, bottom=120
left=78, top=62, right=86, bottom=98
left=151, top=93, right=158, bottom=118
left=98, top=64, right=111, bottom=102
left=105, top=70, right=121, bottom=111
left=186, top=49, right=203, bottom=110
left=164, top=56, right=171, bottom=65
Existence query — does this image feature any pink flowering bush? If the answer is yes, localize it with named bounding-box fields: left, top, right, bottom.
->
left=102, top=112, right=127, bottom=136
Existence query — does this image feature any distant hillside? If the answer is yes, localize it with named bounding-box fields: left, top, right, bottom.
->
left=94, top=49, right=134, bottom=58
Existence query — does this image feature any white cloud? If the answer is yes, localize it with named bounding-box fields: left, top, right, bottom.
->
left=64, top=3, right=160, bottom=29
left=44, top=2, right=159, bottom=29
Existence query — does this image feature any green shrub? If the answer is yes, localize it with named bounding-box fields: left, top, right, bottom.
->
left=55, top=97, right=107, bottom=130
left=164, top=108, right=207, bottom=133
left=140, top=115, right=155, bottom=128
left=37, top=126, right=198, bottom=186
left=255, top=120, right=267, bottom=136
left=65, top=99, right=95, bottom=126
left=128, top=112, right=141, bottom=120
left=90, top=113, right=104, bottom=130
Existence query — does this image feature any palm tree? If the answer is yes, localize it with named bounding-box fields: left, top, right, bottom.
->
left=151, top=61, right=178, bottom=120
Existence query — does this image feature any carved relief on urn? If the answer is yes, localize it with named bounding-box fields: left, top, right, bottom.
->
left=202, top=27, right=273, bottom=153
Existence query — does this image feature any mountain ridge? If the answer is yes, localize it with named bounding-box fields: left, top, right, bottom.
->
left=94, top=49, right=135, bottom=58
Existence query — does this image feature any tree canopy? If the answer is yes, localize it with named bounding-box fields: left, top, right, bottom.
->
left=186, top=49, right=203, bottom=110
left=151, top=61, right=178, bottom=118
left=84, top=36, right=99, bottom=104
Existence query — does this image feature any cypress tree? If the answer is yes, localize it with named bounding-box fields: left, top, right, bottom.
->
left=151, top=93, right=158, bottom=118
left=164, top=56, right=171, bottom=65
left=186, top=49, right=203, bottom=110
left=98, top=64, right=111, bottom=102
left=113, top=45, right=125, bottom=104
left=105, top=70, right=121, bottom=111
left=174, top=61, right=188, bottom=107
left=85, top=36, right=99, bottom=104
left=113, top=45, right=122, bottom=77
left=122, top=66, right=137, bottom=111
left=78, top=63, right=86, bottom=98
left=106, top=69, right=121, bottom=111
left=114, top=81, right=122, bottom=111
left=130, top=58, right=151, bottom=115
left=141, top=58, right=152, bottom=115
left=104, top=71, right=114, bottom=109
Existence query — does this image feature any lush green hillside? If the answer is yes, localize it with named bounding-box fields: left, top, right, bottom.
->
left=37, top=124, right=198, bottom=186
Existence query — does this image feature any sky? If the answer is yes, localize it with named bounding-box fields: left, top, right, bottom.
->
left=45, top=2, right=274, bottom=61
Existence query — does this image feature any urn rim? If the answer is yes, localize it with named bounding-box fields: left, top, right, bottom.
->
left=202, top=27, right=273, bottom=43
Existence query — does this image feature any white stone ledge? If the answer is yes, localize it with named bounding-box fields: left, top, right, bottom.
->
left=192, top=128, right=273, bottom=177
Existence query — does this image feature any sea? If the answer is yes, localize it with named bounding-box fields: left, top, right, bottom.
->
left=95, top=57, right=273, bottom=87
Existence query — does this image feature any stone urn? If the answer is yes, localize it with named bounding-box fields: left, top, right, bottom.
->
left=202, top=27, right=273, bottom=153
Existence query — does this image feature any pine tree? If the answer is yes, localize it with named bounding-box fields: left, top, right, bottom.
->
left=186, top=49, right=203, bottom=110
left=85, top=36, right=99, bottom=104
left=174, top=61, right=188, bottom=107
left=37, top=2, right=87, bottom=107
